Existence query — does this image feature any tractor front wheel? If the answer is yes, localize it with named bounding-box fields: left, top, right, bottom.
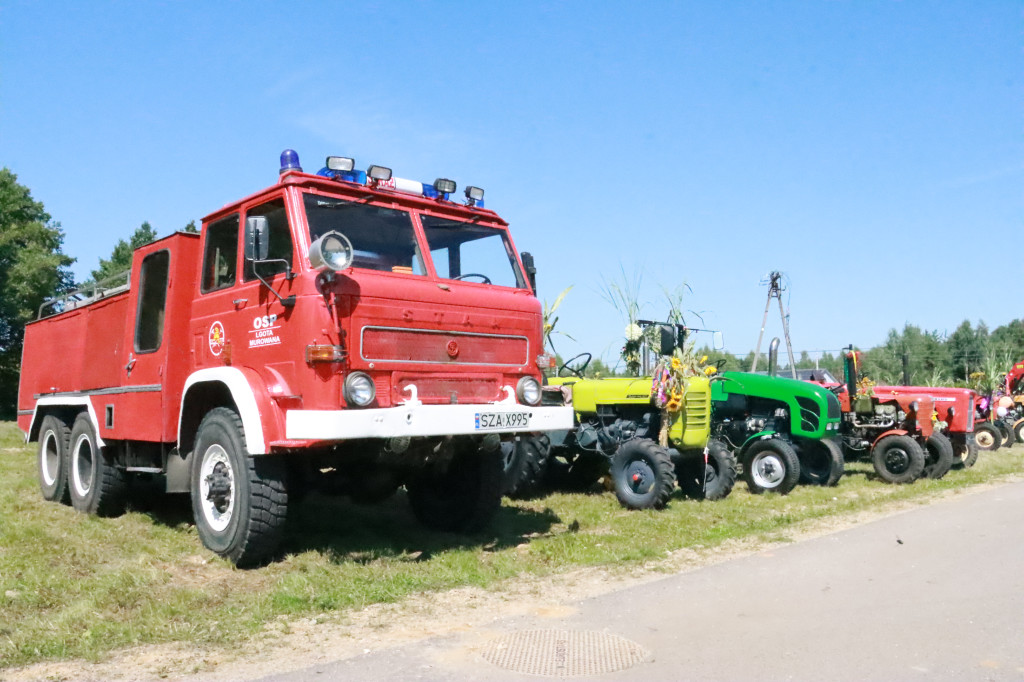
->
left=677, top=440, right=737, bottom=501
left=950, top=435, right=979, bottom=469
left=743, top=439, right=800, bottom=495
left=974, top=423, right=1002, bottom=451
left=871, top=435, right=924, bottom=484
left=610, top=439, right=675, bottom=510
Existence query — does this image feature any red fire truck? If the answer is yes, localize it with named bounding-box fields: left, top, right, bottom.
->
left=18, top=150, right=572, bottom=566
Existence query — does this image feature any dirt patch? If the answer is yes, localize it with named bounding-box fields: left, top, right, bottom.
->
left=3, top=478, right=1019, bottom=682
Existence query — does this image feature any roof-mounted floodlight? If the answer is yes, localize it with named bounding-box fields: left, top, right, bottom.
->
left=367, top=165, right=392, bottom=182
left=326, top=156, right=355, bottom=172
left=308, top=231, right=354, bottom=272
left=280, top=149, right=302, bottom=174
left=433, top=178, right=456, bottom=195
left=464, top=185, right=485, bottom=207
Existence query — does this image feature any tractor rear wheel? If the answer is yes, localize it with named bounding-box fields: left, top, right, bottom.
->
left=610, top=439, right=675, bottom=510
left=743, top=439, right=800, bottom=495
left=796, top=439, right=844, bottom=486
left=922, top=432, right=954, bottom=479
left=677, top=440, right=737, bottom=501
left=950, top=435, right=979, bottom=469
left=1014, top=419, right=1024, bottom=445
left=974, top=423, right=1002, bottom=451
left=871, top=435, right=924, bottom=484
left=996, top=420, right=1013, bottom=445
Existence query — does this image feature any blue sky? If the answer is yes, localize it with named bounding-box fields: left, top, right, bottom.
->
left=2, top=2, right=1020, bottom=367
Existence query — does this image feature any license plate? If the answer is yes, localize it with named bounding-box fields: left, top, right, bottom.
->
left=475, top=412, right=530, bottom=430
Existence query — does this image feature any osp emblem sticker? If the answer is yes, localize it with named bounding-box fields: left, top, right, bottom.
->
left=209, top=321, right=226, bottom=356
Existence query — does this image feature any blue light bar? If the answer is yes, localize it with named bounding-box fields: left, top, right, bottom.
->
left=317, top=166, right=367, bottom=184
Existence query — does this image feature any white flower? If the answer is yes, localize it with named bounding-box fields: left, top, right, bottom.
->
left=625, top=323, right=642, bottom=341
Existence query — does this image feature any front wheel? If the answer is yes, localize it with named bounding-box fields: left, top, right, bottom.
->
left=406, top=443, right=503, bottom=533
left=610, top=439, right=675, bottom=510
left=743, top=439, right=800, bottom=495
left=190, top=407, right=288, bottom=567
left=502, top=434, right=551, bottom=499
left=1014, top=419, right=1024, bottom=445
left=796, top=439, right=844, bottom=486
left=974, top=423, right=1002, bottom=451
left=677, top=440, right=738, bottom=501
left=922, top=432, right=954, bottom=479
left=871, top=434, right=924, bottom=484
left=69, top=413, right=128, bottom=516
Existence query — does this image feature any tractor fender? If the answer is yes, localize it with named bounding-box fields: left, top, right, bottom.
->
left=871, top=429, right=911, bottom=448
left=738, top=430, right=779, bottom=456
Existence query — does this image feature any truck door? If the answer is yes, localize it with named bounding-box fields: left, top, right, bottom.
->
left=118, top=246, right=173, bottom=442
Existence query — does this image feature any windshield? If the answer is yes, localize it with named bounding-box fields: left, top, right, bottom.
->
left=303, top=194, right=426, bottom=275
left=420, top=215, right=526, bottom=288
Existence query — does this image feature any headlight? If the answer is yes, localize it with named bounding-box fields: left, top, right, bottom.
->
left=308, top=231, right=354, bottom=272
left=516, top=376, right=541, bottom=406
left=344, top=372, right=376, bottom=407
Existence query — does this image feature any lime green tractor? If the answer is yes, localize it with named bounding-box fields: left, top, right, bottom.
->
left=544, top=323, right=739, bottom=510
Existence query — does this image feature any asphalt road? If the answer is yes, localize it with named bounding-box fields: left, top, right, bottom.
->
left=258, top=481, right=1024, bottom=681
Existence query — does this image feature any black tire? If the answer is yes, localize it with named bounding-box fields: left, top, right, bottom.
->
left=1014, top=419, right=1024, bottom=445
left=796, top=439, right=844, bottom=487
left=677, top=440, right=738, bottom=501
left=191, top=407, right=288, bottom=567
left=950, top=434, right=979, bottom=470
left=871, top=434, right=925, bottom=484
left=743, top=439, right=800, bottom=495
left=68, top=413, right=128, bottom=516
left=503, top=434, right=552, bottom=499
left=610, top=439, right=675, bottom=510
left=974, top=422, right=1002, bottom=451
left=406, top=443, right=503, bottom=533
left=922, top=432, right=954, bottom=480
left=995, top=420, right=1013, bottom=445
left=37, top=415, right=71, bottom=504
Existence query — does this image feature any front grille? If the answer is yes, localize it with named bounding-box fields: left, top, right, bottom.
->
left=684, top=388, right=709, bottom=429
left=796, top=396, right=821, bottom=432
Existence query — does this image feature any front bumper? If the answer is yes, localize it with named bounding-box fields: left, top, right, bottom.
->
left=286, top=402, right=574, bottom=440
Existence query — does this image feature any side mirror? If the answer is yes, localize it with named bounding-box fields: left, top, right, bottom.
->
left=658, top=324, right=675, bottom=356
left=244, top=216, right=270, bottom=261
left=712, top=331, right=724, bottom=350
left=520, top=251, right=537, bottom=292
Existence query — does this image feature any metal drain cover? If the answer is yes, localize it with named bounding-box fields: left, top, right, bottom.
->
left=481, top=629, right=650, bottom=677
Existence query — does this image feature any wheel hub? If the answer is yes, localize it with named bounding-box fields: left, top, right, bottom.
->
left=885, top=448, right=910, bottom=474
left=205, top=462, right=232, bottom=513
left=751, top=454, right=785, bottom=488
left=626, top=461, right=653, bottom=493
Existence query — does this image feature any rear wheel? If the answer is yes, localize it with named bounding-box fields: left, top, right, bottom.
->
left=922, top=432, right=954, bottom=479
left=974, top=423, right=1002, bottom=451
left=996, top=420, right=1013, bottom=445
left=1014, top=419, right=1024, bottom=445
left=37, top=415, right=71, bottom=504
left=610, top=439, right=675, bottom=510
left=677, top=440, right=738, bottom=501
left=796, top=439, right=844, bottom=486
left=69, top=413, right=128, bottom=516
left=407, top=443, right=503, bottom=533
left=871, top=435, right=924, bottom=484
left=191, top=407, right=288, bottom=567
left=950, top=435, right=979, bottom=469
left=743, top=439, right=800, bottom=495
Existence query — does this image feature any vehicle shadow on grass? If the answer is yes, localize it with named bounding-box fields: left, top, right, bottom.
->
left=281, top=491, right=563, bottom=564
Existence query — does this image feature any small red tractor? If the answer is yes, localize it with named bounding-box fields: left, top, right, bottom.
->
left=809, top=348, right=945, bottom=483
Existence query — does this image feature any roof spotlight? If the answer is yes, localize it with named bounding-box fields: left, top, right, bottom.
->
left=433, top=178, right=456, bottom=195
left=367, top=165, right=392, bottom=182
left=326, top=156, right=355, bottom=172
left=465, top=186, right=484, bottom=201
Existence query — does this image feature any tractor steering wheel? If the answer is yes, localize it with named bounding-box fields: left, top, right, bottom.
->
left=559, top=352, right=592, bottom=378
left=453, top=273, right=492, bottom=284
left=715, top=358, right=727, bottom=371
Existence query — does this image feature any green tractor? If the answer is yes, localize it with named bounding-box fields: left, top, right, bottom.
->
left=711, top=340, right=845, bottom=495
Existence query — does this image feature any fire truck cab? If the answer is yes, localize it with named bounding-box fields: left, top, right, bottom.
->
left=18, top=150, right=572, bottom=565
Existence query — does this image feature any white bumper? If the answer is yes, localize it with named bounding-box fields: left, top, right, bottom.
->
left=286, top=402, right=574, bottom=440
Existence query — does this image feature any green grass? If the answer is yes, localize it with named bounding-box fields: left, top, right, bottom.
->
left=2, top=419, right=1022, bottom=669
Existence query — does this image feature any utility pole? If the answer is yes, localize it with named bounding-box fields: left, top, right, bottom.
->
left=750, top=271, right=797, bottom=378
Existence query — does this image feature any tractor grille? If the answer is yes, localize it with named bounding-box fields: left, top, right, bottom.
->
left=796, top=396, right=821, bottom=432
left=685, top=387, right=709, bottom=430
